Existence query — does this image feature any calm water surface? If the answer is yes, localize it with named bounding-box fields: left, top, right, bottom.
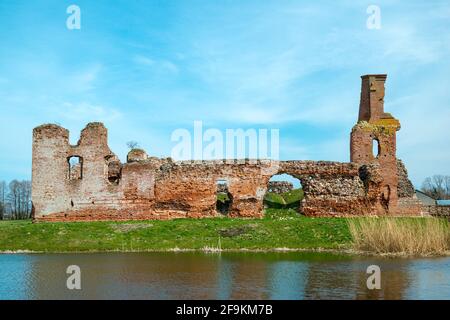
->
left=0, top=252, right=449, bottom=299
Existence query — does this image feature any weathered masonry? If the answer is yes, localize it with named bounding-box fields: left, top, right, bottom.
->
left=31, top=74, right=422, bottom=222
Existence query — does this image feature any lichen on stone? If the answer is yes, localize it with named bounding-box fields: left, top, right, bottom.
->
left=352, top=119, right=400, bottom=136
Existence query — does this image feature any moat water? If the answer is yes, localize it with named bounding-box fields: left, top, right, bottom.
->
left=0, top=252, right=449, bottom=299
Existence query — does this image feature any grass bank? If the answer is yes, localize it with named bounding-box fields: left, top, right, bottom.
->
left=0, top=209, right=351, bottom=253
left=0, top=210, right=448, bottom=256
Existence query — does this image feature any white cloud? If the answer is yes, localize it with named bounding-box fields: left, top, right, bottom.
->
left=380, top=24, right=441, bottom=64
left=1, top=0, right=449, bottom=185
left=69, top=64, right=102, bottom=92
left=133, top=55, right=178, bottom=73
left=133, top=55, right=155, bottom=66
left=56, top=102, right=122, bottom=123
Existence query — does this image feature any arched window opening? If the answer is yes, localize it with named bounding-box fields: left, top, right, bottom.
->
left=372, top=139, right=380, bottom=158
left=216, top=179, right=232, bottom=215
left=68, top=156, right=83, bottom=180
left=264, top=174, right=303, bottom=215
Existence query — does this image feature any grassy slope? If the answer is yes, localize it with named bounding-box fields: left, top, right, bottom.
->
left=264, top=188, right=304, bottom=209
left=218, top=188, right=303, bottom=206
left=0, top=209, right=353, bottom=252
left=282, top=189, right=304, bottom=204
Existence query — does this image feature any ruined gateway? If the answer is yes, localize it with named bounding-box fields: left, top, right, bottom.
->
left=31, top=74, right=423, bottom=222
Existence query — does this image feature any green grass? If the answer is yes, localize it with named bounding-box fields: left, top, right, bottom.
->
left=0, top=209, right=353, bottom=252
left=218, top=188, right=303, bottom=207
left=1, top=212, right=448, bottom=255
left=264, top=188, right=304, bottom=209
left=280, top=188, right=304, bottom=204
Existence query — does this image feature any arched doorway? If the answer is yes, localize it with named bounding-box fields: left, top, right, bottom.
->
left=216, top=179, right=232, bottom=215
left=264, top=173, right=303, bottom=216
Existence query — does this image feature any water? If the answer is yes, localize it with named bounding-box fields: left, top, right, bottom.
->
left=0, top=252, right=449, bottom=299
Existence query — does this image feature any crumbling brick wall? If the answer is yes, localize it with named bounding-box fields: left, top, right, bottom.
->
left=31, top=74, right=421, bottom=222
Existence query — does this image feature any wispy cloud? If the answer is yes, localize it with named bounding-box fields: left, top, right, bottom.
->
left=69, top=64, right=102, bottom=92
left=56, top=102, right=122, bottom=122
left=133, top=54, right=179, bottom=73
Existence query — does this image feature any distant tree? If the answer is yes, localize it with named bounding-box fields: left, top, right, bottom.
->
left=7, top=180, right=20, bottom=219
left=126, top=141, right=139, bottom=150
left=0, top=180, right=6, bottom=220
left=7, top=180, right=32, bottom=220
left=21, top=180, right=32, bottom=219
left=421, top=175, right=450, bottom=200
left=445, top=176, right=450, bottom=198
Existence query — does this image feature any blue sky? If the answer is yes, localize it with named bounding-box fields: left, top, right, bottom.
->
left=0, top=0, right=449, bottom=187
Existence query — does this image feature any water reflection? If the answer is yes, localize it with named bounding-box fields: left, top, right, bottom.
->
left=304, top=260, right=361, bottom=299
left=0, top=252, right=448, bottom=300
left=268, top=261, right=308, bottom=299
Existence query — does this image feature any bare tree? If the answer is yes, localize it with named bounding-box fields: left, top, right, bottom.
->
left=21, top=180, right=32, bottom=219
left=0, top=180, right=6, bottom=220
left=421, top=175, right=450, bottom=200
left=421, top=177, right=432, bottom=193
left=126, top=141, right=139, bottom=150
left=445, top=176, right=450, bottom=199
left=7, top=180, right=20, bottom=219
left=7, top=180, right=32, bottom=220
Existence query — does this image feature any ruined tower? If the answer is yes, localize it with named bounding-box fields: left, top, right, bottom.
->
left=350, top=74, right=401, bottom=213
left=31, top=122, right=123, bottom=218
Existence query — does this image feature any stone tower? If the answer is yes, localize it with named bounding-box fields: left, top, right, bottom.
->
left=31, top=122, right=121, bottom=218
left=350, top=74, right=401, bottom=213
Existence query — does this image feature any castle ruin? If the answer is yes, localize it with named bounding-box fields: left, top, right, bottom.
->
left=31, top=74, right=422, bottom=222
